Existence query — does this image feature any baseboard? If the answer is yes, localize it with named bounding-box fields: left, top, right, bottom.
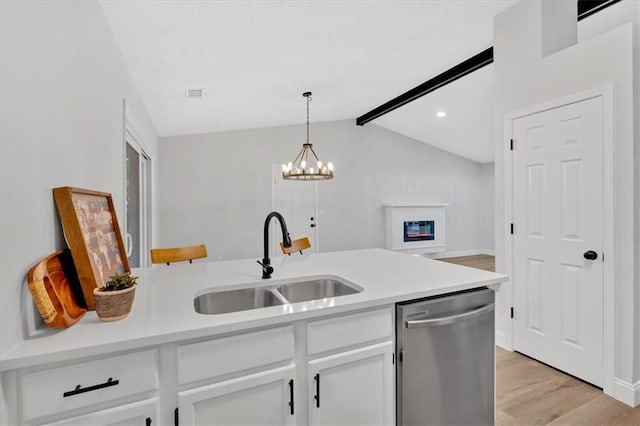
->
left=495, top=330, right=511, bottom=350
left=612, top=378, right=640, bottom=407
left=427, top=249, right=495, bottom=259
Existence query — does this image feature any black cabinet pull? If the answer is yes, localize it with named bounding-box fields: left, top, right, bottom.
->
left=288, top=379, right=294, bottom=415
left=145, top=417, right=152, bottom=426
left=313, top=373, right=320, bottom=408
left=63, top=377, right=119, bottom=397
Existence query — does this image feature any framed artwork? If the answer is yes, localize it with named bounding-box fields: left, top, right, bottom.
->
left=53, top=187, right=130, bottom=310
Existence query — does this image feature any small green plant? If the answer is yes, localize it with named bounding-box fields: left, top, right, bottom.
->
left=100, top=272, right=138, bottom=291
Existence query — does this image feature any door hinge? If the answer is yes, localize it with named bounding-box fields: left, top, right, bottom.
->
left=510, top=223, right=514, bottom=235
left=399, top=351, right=403, bottom=363
left=602, top=252, right=605, bottom=262
left=174, top=407, right=179, bottom=426
left=510, top=307, right=514, bottom=319
left=392, top=353, right=395, bottom=364
left=510, top=139, right=514, bottom=151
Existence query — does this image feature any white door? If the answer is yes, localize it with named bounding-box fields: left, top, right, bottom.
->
left=272, top=166, right=318, bottom=254
left=44, top=398, right=158, bottom=426
left=178, top=366, right=296, bottom=426
left=511, top=96, right=603, bottom=386
left=308, top=342, right=394, bottom=426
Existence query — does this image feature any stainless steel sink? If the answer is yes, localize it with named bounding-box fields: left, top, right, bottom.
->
left=274, top=277, right=360, bottom=303
left=194, top=275, right=362, bottom=315
left=194, top=287, right=284, bottom=314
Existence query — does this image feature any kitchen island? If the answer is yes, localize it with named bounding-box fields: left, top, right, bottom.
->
left=0, top=248, right=508, bottom=425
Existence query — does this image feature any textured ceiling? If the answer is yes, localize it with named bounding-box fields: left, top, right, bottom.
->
left=100, top=0, right=518, bottom=161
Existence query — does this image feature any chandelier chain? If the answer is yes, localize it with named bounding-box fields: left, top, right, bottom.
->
left=306, top=94, right=310, bottom=144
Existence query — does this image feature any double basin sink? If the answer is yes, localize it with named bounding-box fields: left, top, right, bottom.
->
left=194, top=275, right=362, bottom=315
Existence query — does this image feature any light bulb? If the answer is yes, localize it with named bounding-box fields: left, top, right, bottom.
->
left=317, top=161, right=323, bottom=169
left=328, top=162, right=334, bottom=171
left=287, top=162, right=292, bottom=170
left=309, top=168, right=314, bottom=173
left=281, top=164, right=287, bottom=172
left=301, top=160, right=306, bottom=169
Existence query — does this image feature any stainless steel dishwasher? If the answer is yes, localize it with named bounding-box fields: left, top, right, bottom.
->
left=396, top=287, right=495, bottom=426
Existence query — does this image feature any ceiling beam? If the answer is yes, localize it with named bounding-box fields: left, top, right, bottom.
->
left=356, top=0, right=623, bottom=126
left=578, top=0, right=622, bottom=21
left=355, top=47, right=493, bottom=126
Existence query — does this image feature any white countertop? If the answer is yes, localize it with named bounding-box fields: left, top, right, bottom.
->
left=0, top=249, right=507, bottom=371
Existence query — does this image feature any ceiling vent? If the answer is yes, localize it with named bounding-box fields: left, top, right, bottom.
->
left=186, top=88, right=204, bottom=99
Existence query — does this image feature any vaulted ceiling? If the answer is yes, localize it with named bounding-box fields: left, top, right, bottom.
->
left=100, top=1, right=519, bottom=163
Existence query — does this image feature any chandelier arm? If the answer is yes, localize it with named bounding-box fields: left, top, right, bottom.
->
left=308, top=145, right=321, bottom=162
left=291, top=146, right=305, bottom=167
left=303, top=146, right=309, bottom=169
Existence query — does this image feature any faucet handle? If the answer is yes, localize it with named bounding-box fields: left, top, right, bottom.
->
left=257, top=260, right=274, bottom=278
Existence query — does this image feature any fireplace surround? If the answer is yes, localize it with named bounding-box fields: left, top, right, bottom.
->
left=383, top=204, right=446, bottom=254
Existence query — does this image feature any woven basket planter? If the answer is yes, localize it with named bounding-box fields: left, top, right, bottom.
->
left=93, top=284, right=136, bottom=322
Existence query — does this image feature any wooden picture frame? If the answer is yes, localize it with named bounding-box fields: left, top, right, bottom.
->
left=53, top=187, right=130, bottom=310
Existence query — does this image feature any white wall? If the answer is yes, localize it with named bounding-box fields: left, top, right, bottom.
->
left=493, top=0, right=638, bottom=405
left=159, top=120, right=493, bottom=260
left=478, top=162, right=495, bottom=252
left=578, top=0, right=640, bottom=400
left=0, top=1, right=160, bottom=355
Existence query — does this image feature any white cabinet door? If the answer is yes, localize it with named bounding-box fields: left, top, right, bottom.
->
left=178, top=365, right=296, bottom=426
left=43, top=398, right=158, bottom=426
left=308, top=341, right=394, bottom=426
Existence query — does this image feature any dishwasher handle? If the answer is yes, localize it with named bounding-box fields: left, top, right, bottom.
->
left=406, top=303, right=494, bottom=328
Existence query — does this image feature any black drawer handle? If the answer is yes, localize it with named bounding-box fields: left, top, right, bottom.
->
left=313, top=373, right=320, bottom=408
left=63, top=377, right=119, bottom=397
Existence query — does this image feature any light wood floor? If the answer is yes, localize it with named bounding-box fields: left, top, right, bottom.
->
left=438, top=255, right=640, bottom=425
left=496, top=348, right=639, bottom=425
left=438, top=254, right=496, bottom=272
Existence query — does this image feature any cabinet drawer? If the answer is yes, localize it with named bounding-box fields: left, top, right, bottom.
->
left=43, top=398, right=158, bottom=426
left=307, top=307, right=392, bottom=356
left=177, top=326, right=294, bottom=386
left=20, top=350, right=158, bottom=422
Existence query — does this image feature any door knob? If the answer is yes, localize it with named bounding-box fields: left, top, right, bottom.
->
left=583, top=251, right=598, bottom=260
left=310, top=224, right=316, bottom=228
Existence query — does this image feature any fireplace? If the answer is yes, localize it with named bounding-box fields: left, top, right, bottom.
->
left=384, top=204, right=446, bottom=254
left=404, top=220, right=435, bottom=242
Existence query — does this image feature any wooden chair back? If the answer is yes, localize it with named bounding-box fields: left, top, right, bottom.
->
left=150, top=244, right=208, bottom=265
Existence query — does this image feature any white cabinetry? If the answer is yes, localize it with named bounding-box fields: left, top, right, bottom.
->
left=176, top=326, right=296, bottom=426
left=6, top=306, right=395, bottom=426
left=307, top=307, right=394, bottom=426
left=175, top=308, right=394, bottom=426
left=17, top=350, right=159, bottom=425
left=179, top=366, right=295, bottom=425
left=44, top=399, right=159, bottom=426
left=308, top=342, right=393, bottom=426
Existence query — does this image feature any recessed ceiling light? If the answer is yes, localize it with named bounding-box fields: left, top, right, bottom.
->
left=436, top=111, right=447, bottom=118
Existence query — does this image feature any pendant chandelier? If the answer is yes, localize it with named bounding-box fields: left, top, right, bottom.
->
left=282, top=92, right=334, bottom=180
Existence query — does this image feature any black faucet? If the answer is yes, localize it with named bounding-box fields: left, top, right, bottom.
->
left=257, top=211, right=292, bottom=279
